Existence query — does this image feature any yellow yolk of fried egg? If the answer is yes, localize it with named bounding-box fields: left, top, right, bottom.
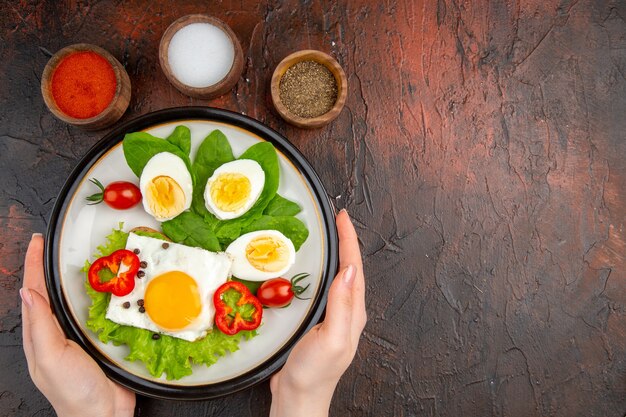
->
left=226, top=230, right=296, bottom=281
left=105, top=233, right=232, bottom=341
left=140, top=152, right=193, bottom=221
left=144, top=271, right=202, bottom=330
left=204, top=159, right=265, bottom=220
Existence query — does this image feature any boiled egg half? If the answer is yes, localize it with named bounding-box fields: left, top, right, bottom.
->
left=106, top=233, right=232, bottom=341
left=204, top=159, right=265, bottom=220
left=225, top=230, right=296, bottom=281
left=140, top=152, right=193, bottom=221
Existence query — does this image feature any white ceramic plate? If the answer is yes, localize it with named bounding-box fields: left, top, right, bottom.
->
left=45, top=108, right=338, bottom=399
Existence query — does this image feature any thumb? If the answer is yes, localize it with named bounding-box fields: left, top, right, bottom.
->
left=320, top=264, right=356, bottom=340
left=21, top=288, right=66, bottom=358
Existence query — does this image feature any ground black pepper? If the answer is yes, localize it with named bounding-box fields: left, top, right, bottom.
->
left=279, top=60, right=338, bottom=118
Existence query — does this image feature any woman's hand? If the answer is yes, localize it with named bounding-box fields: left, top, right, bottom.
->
left=20, top=234, right=135, bottom=417
left=270, top=210, right=367, bottom=417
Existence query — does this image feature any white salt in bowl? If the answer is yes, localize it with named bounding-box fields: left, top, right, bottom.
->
left=159, top=15, right=244, bottom=99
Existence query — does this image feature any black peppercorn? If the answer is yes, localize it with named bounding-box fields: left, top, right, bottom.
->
left=152, top=333, right=160, bottom=340
left=137, top=270, right=145, bottom=278
left=162, top=242, right=169, bottom=249
left=140, top=261, right=147, bottom=268
left=122, top=301, right=130, bottom=309
left=133, top=248, right=140, bottom=254
left=137, top=299, right=144, bottom=307
left=139, top=306, right=145, bottom=313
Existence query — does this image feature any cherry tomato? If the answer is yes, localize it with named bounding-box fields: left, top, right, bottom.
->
left=257, top=278, right=294, bottom=308
left=86, top=178, right=142, bottom=210
left=256, top=273, right=310, bottom=308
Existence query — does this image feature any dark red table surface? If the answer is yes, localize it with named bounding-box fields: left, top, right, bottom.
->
left=1, top=1, right=625, bottom=416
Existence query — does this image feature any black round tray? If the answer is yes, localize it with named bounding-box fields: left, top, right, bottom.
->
left=44, top=107, right=338, bottom=400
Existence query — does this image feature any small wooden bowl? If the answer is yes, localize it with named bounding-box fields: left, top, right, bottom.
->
left=271, top=50, right=348, bottom=129
left=41, top=43, right=131, bottom=131
left=159, top=14, right=244, bottom=99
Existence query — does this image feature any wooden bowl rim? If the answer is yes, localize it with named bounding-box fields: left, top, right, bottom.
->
left=40, top=43, right=129, bottom=126
left=158, top=14, right=244, bottom=98
left=271, top=50, right=348, bottom=129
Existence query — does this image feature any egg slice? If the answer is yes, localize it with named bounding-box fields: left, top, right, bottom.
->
left=140, top=152, right=193, bottom=221
left=225, top=230, right=296, bottom=281
left=105, top=233, right=232, bottom=341
left=204, top=159, right=265, bottom=220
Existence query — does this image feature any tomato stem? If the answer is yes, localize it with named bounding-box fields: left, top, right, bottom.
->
left=291, top=273, right=311, bottom=300
left=85, top=178, right=105, bottom=205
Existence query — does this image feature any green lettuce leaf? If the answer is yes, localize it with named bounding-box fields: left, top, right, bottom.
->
left=84, top=225, right=255, bottom=380
left=123, top=131, right=192, bottom=178
left=242, top=215, right=309, bottom=251
left=263, top=194, right=302, bottom=216
left=161, top=212, right=221, bottom=252
left=94, top=222, right=129, bottom=257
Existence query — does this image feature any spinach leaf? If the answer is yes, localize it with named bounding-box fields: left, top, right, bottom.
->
left=232, top=277, right=263, bottom=294
left=191, top=130, right=235, bottom=216
left=264, top=194, right=302, bottom=216
left=242, top=215, right=309, bottom=251
left=123, top=131, right=191, bottom=178
left=213, top=221, right=242, bottom=247
left=131, top=229, right=169, bottom=241
left=161, top=212, right=221, bottom=252
left=237, top=142, right=280, bottom=214
left=166, top=125, right=192, bottom=155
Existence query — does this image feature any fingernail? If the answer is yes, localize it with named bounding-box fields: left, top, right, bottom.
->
left=32, top=233, right=42, bottom=239
left=339, top=208, right=348, bottom=216
left=20, top=288, right=33, bottom=308
left=343, top=264, right=355, bottom=287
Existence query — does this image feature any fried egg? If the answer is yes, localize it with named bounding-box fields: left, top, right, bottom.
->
left=106, top=233, right=232, bottom=341
left=204, top=159, right=265, bottom=220
left=140, top=152, right=193, bottom=221
left=225, top=230, right=296, bottom=281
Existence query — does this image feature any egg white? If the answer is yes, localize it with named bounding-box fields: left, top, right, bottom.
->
left=139, top=152, right=193, bottom=221
left=105, top=233, right=232, bottom=341
left=204, top=159, right=265, bottom=220
left=226, top=230, right=296, bottom=281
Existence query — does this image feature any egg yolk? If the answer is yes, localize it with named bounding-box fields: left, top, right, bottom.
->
left=210, top=173, right=252, bottom=212
left=146, top=176, right=185, bottom=219
left=245, top=236, right=290, bottom=272
left=144, top=271, right=201, bottom=331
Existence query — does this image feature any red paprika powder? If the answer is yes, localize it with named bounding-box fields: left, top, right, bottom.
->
left=51, top=51, right=117, bottom=119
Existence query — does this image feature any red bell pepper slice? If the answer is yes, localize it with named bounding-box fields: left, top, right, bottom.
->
left=88, top=249, right=140, bottom=297
left=213, top=281, right=263, bottom=335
